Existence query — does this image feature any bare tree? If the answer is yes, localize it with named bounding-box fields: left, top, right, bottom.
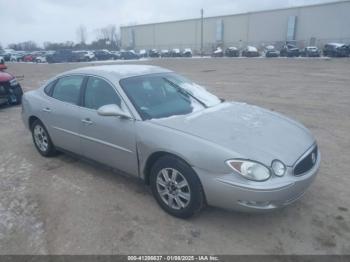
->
left=8, top=41, right=39, bottom=51
left=76, top=25, right=87, bottom=45
left=95, top=25, right=119, bottom=49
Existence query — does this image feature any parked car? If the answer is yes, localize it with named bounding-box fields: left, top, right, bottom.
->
left=120, top=51, right=140, bottom=60
left=85, top=51, right=96, bottom=61
left=110, top=51, right=121, bottom=60
left=170, top=48, right=181, bottom=57
left=149, top=49, right=160, bottom=58
left=46, top=50, right=79, bottom=63
left=212, top=47, right=224, bottom=57
left=74, top=51, right=96, bottom=62
left=94, top=50, right=113, bottom=61
left=21, top=65, right=320, bottom=218
left=71, top=51, right=86, bottom=62
left=10, top=51, right=27, bottom=62
left=35, top=55, right=47, bottom=63
left=300, top=46, right=321, bottom=57
left=225, top=47, right=240, bottom=57
left=242, top=46, right=260, bottom=57
left=265, top=45, right=279, bottom=57
left=23, top=53, right=36, bottom=62
left=182, top=48, right=193, bottom=57
left=323, top=43, right=349, bottom=57
left=0, top=50, right=12, bottom=62
left=0, top=56, right=4, bottom=64
left=160, top=50, right=171, bottom=58
left=280, top=44, right=300, bottom=57
left=138, top=49, right=147, bottom=58
left=0, top=63, right=23, bottom=105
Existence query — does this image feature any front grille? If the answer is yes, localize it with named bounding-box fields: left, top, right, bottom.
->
left=294, top=146, right=318, bottom=176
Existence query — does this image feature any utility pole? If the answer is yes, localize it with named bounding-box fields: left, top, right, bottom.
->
left=201, top=8, right=204, bottom=57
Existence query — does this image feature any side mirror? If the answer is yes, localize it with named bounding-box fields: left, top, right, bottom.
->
left=97, top=104, right=131, bottom=119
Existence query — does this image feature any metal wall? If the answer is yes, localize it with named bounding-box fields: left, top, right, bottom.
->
left=120, top=1, right=350, bottom=53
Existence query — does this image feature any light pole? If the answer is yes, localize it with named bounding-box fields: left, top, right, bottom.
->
left=201, top=8, right=204, bottom=57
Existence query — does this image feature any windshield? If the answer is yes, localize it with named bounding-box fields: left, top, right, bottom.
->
left=120, top=73, right=221, bottom=120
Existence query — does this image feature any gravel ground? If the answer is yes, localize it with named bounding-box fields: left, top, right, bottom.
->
left=0, top=57, right=349, bottom=255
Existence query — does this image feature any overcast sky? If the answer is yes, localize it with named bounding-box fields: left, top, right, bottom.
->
left=0, top=0, right=341, bottom=47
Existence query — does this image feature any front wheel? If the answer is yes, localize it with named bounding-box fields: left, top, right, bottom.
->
left=31, top=120, right=56, bottom=157
left=150, top=155, right=205, bottom=218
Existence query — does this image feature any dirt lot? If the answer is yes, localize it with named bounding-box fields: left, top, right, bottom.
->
left=1, top=58, right=349, bottom=255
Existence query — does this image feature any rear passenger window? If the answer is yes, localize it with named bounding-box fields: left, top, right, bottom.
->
left=84, top=77, right=121, bottom=110
left=52, top=76, right=84, bottom=105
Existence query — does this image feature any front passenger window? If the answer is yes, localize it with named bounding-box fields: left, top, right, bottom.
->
left=84, top=77, right=121, bottom=110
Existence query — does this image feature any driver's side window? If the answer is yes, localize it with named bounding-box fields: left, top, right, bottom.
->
left=84, top=77, right=122, bottom=110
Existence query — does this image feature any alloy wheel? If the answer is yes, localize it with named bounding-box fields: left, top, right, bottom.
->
left=33, top=125, right=49, bottom=152
left=156, top=168, right=191, bottom=210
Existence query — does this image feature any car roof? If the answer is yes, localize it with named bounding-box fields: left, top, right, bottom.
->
left=62, top=65, right=172, bottom=80
left=246, top=46, right=258, bottom=51
left=327, top=43, right=345, bottom=47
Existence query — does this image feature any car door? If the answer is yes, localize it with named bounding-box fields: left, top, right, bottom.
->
left=42, top=75, right=85, bottom=155
left=79, top=76, right=138, bottom=176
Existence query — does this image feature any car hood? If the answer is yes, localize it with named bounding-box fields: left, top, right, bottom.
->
left=0, top=72, right=14, bottom=82
left=151, top=102, right=315, bottom=166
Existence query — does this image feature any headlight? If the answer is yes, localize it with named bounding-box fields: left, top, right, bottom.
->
left=9, top=78, right=18, bottom=86
left=226, top=160, right=271, bottom=181
left=271, top=160, right=286, bottom=177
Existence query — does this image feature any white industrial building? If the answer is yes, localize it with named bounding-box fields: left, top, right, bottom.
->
left=120, top=0, right=350, bottom=53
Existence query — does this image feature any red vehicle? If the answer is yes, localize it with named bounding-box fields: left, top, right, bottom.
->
left=0, top=63, right=23, bottom=105
left=23, top=54, right=35, bottom=62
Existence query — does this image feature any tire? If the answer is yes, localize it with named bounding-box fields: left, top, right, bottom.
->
left=15, top=94, right=22, bottom=105
left=9, top=95, right=21, bottom=105
left=150, top=155, right=205, bottom=218
left=31, top=120, right=56, bottom=157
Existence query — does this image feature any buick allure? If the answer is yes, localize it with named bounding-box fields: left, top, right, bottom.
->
left=22, top=65, right=320, bottom=218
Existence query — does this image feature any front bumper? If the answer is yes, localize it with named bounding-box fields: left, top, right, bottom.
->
left=0, top=83, right=23, bottom=105
left=194, top=152, right=320, bottom=212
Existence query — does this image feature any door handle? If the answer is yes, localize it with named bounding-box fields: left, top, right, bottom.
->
left=42, top=107, right=51, bottom=112
left=81, top=118, right=93, bottom=125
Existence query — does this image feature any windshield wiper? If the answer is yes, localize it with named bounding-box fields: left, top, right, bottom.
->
left=162, top=78, right=208, bottom=108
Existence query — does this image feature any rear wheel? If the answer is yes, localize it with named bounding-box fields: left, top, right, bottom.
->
left=150, top=155, right=204, bottom=218
left=31, top=120, right=56, bottom=157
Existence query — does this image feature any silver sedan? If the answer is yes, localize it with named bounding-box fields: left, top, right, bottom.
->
left=22, top=65, right=320, bottom=218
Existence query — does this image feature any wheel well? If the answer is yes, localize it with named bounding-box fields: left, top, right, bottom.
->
left=28, top=116, right=39, bottom=129
left=144, top=152, right=168, bottom=185
left=144, top=152, right=190, bottom=185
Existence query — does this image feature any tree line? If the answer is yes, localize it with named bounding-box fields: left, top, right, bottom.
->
left=3, top=24, right=121, bottom=51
